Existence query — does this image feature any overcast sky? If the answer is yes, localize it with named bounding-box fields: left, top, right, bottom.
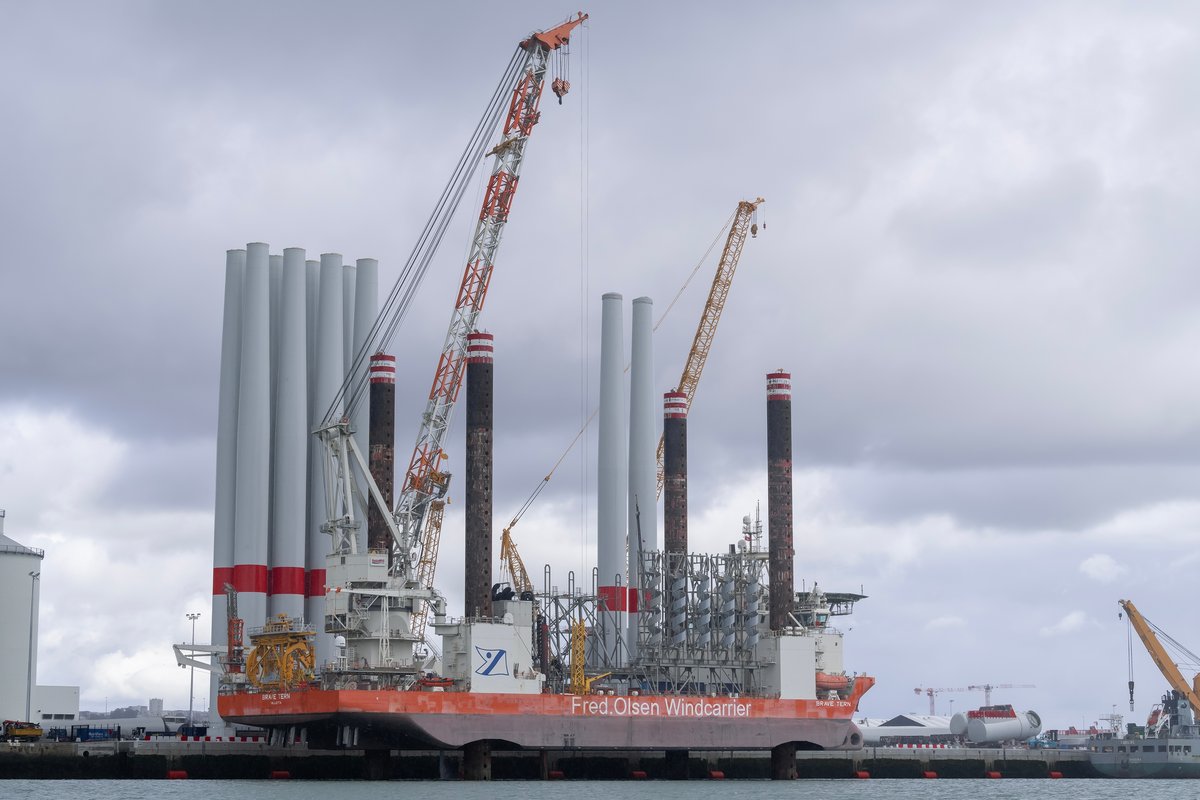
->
left=2, top=0, right=1199, bottom=729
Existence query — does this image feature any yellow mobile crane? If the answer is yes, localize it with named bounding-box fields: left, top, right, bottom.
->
left=1119, top=599, right=1200, bottom=712
left=655, top=197, right=763, bottom=496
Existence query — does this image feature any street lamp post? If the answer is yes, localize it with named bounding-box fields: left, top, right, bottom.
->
left=26, top=571, right=40, bottom=722
left=186, top=612, right=201, bottom=728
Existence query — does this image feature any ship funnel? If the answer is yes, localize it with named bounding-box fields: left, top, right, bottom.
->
left=268, top=247, right=309, bottom=622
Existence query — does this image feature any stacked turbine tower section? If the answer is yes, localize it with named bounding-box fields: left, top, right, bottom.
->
left=626, top=297, right=657, bottom=659
left=269, top=248, right=309, bottom=623
left=233, top=242, right=271, bottom=654
left=209, top=243, right=379, bottom=727
left=595, top=292, right=628, bottom=667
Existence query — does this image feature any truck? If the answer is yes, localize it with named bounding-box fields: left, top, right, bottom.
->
left=2, top=720, right=43, bottom=742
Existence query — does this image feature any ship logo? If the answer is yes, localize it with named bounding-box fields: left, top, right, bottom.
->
left=474, top=647, right=509, bottom=676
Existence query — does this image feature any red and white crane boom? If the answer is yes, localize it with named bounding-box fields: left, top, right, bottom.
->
left=402, top=13, right=587, bottom=644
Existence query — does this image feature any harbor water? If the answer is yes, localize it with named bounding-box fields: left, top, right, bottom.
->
left=2, top=780, right=1195, bottom=800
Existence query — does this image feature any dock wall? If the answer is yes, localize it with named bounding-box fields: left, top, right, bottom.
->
left=0, top=742, right=1097, bottom=780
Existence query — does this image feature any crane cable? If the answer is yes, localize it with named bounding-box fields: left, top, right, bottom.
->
left=1143, top=614, right=1200, bottom=669
left=323, top=47, right=527, bottom=427
left=578, top=21, right=590, bottom=570
left=1126, top=613, right=1134, bottom=705
left=652, top=209, right=735, bottom=334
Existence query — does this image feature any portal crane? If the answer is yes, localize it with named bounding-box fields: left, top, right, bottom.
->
left=404, top=13, right=588, bottom=646
left=1120, top=599, right=1200, bottom=713
left=655, top=198, right=763, bottom=497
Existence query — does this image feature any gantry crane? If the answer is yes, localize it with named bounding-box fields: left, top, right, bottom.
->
left=403, top=13, right=588, bottom=646
left=655, top=197, right=763, bottom=496
left=1120, top=599, right=1200, bottom=712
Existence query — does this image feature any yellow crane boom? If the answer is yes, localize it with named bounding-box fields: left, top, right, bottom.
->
left=1120, top=599, right=1200, bottom=712
left=655, top=197, right=763, bottom=497
left=500, top=523, right=534, bottom=595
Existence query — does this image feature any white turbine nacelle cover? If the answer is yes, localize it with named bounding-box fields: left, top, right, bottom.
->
left=966, top=710, right=1042, bottom=743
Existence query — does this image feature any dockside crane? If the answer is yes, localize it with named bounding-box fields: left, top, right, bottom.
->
left=1120, top=599, right=1200, bottom=712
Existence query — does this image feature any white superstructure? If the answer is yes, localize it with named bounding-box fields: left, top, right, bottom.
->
left=0, top=510, right=43, bottom=722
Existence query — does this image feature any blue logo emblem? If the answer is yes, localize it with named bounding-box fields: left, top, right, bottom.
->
left=474, top=646, right=509, bottom=676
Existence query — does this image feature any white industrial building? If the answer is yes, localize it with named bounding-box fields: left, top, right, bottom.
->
left=0, top=509, right=80, bottom=725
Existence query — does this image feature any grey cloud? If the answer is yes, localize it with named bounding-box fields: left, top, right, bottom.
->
left=891, top=160, right=1104, bottom=267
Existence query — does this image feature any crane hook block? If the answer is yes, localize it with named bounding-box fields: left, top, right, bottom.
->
left=552, top=77, right=570, bottom=104
left=750, top=223, right=758, bottom=238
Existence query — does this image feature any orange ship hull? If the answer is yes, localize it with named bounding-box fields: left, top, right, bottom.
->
left=219, top=676, right=874, bottom=751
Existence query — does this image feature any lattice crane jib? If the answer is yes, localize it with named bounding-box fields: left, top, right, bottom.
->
left=655, top=198, right=764, bottom=498
left=403, top=13, right=588, bottom=643
left=500, top=525, right=535, bottom=595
